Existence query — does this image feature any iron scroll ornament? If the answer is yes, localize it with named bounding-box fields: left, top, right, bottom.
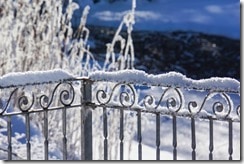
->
left=95, top=83, right=136, bottom=108
left=0, top=88, right=18, bottom=115
left=143, top=87, right=183, bottom=113
left=188, top=91, right=233, bottom=119
left=39, top=82, right=75, bottom=109
left=0, top=88, right=35, bottom=114
left=0, top=82, right=75, bottom=115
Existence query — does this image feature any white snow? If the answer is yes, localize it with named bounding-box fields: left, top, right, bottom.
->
left=0, top=69, right=75, bottom=88
left=89, top=70, right=240, bottom=92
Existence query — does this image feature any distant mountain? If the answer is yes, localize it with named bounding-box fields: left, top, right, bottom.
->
left=73, top=0, right=240, bottom=39
left=87, top=25, right=240, bottom=80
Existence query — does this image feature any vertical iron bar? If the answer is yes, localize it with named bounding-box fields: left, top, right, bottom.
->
left=172, top=115, right=177, bottom=160
left=103, top=107, right=108, bottom=160
left=7, top=116, right=12, bottom=160
left=137, top=110, right=142, bottom=160
left=209, top=119, right=214, bottom=160
left=156, top=113, right=160, bottom=160
left=26, top=113, right=31, bottom=160
left=119, top=108, right=124, bottom=160
left=62, top=107, right=67, bottom=160
left=191, top=118, right=196, bottom=160
left=81, top=79, right=93, bottom=160
left=44, top=110, right=48, bottom=160
left=84, top=109, right=92, bottom=160
left=80, top=109, right=84, bottom=160
left=228, top=120, right=233, bottom=160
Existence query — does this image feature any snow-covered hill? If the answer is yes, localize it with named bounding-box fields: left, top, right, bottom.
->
left=72, top=0, right=240, bottom=39
left=69, top=0, right=240, bottom=80
left=87, top=25, right=240, bottom=80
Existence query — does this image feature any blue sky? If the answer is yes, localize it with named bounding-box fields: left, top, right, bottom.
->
left=74, top=0, right=240, bottom=39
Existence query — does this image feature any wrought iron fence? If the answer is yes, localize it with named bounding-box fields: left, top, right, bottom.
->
left=0, top=74, right=240, bottom=160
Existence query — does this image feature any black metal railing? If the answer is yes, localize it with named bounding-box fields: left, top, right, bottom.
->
left=0, top=74, right=240, bottom=160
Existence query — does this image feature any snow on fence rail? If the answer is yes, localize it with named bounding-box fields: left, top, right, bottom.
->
left=0, top=69, right=240, bottom=160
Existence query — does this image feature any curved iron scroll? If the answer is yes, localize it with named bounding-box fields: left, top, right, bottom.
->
left=93, top=82, right=240, bottom=121
left=0, top=88, right=18, bottom=115
left=0, top=80, right=240, bottom=121
left=188, top=92, right=233, bottom=119
left=39, top=82, right=75, bottom=109
left=95, top=83, right=136, bottom=108
left=143, top=87, right=183, bottom=113
left=0, top=82, right=75, bottom=115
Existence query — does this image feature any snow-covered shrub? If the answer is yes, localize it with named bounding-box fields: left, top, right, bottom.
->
left=0, top=0, right=100, bottom=77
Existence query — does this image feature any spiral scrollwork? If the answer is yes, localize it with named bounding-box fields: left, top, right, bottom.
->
left=119, top=90, right=134, bottom=107
left=167, top=97, right=177, bottom=109
left=213, top=102, right=224, bottom=113
left=39, top=82, right=75, bottom=109
left=164, top=88, right=183, bottom=112
left=188, top=101, right=198, bottom=113
left=143, top=87, right=183, bottom=112
left=40, top=95, right=50, bottom=109
left=143, top=95, right=156, bottom=110
left=96, top=83, right=136, bottom=107
left=212, top=93, right=231, bottom=118
left=0, top=88, right=18, bottom=115
left=18, top=94, right=35, bottom=112
left=188, top=92, right=232, bottom=118
left=0, top=99, right=3, bottom=113
left=236, top=105, right=240, bottom=118
left=59, top=86, right=75, bottom=106
left=96, top=90, right=108, bottom=105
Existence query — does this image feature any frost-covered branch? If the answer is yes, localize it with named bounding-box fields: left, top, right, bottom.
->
left=0, top=0, right=99, bottom=77
left=103, top=0, right=136, bottom=71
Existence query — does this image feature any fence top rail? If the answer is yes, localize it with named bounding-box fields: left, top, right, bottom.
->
left=0, top=69, right=240, bottom=94
left=0, top=69, right=240, bottom=122
left=0, top=69, right=81, bottom=89
left=89, top=70, right=240, bottom=93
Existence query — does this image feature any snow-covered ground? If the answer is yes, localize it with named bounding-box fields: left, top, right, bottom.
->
left=73, top=0, right=240, bottom=39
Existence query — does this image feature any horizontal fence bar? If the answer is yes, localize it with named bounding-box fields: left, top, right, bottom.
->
left=0, top=78, right=81, bottom=89
left=79, top=104, right=240, bottom=122
left=0, top=104, right=83, bottom=117
left=0, top=104, right=240, bottom=125
left=90, top=80, right=240, bottom=94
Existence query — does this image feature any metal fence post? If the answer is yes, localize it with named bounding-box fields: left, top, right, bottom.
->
left=81, top=79, right=93, bottom=160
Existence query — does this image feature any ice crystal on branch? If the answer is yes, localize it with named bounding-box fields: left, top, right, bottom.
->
left=103, top=0, right=136, bottom=71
